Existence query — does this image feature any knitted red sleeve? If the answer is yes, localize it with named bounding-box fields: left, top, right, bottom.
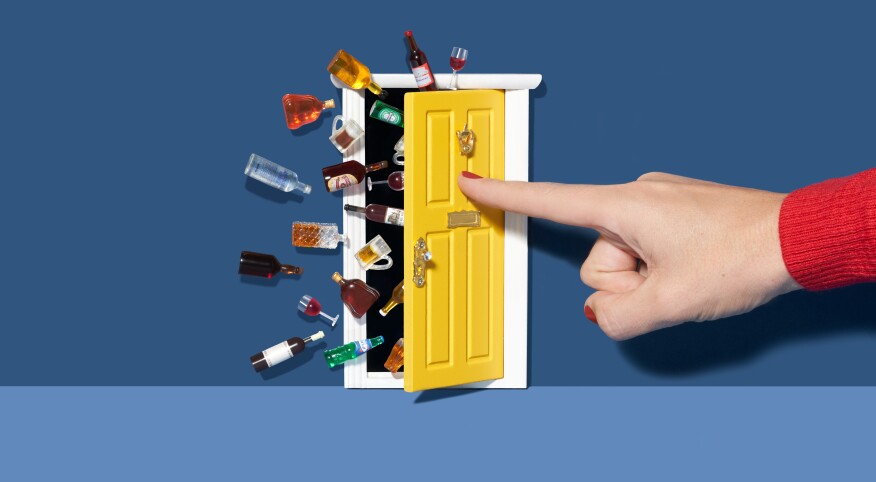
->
left=779, top=168, right=876, bottom=290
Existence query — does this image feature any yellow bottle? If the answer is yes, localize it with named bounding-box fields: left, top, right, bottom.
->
left=379, top=280, right=404, bottom=316
left=327, top=50, right=388, bottom=100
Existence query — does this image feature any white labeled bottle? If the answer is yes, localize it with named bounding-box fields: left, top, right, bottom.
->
left=250, top=331, right=325, bottom=373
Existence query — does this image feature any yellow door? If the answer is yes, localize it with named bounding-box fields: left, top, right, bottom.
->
left=403, top=90, right=505, bottom=392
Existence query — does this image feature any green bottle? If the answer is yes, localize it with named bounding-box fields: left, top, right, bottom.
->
left=324, top=336, right=384, bottom=368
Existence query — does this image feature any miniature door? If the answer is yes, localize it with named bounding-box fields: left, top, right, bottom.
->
left=403, top=90, right=505, bottom=392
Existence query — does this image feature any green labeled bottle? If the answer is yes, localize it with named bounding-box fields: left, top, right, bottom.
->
left=324, top=336, right=384, bottom=368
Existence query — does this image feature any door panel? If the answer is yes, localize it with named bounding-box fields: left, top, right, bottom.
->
left=403, top=90, right=505, bottom=392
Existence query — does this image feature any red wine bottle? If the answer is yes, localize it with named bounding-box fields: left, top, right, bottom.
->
left=405, top=30, right=437, bottom=91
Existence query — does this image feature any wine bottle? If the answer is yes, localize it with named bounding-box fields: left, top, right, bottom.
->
left=238, top=251, right=303, bottom=278
left=323, top=336, right=384, bottom=368
left=322, top=160, right=388, bottom=192
left=282, top=94, right=335, bottom=130
left=379, top=281, right=404, bottom=317
left=327, top=50, right=388, bottom=100
left=405, top=30, right=437, bottom=91
left=344, top=203, right=404, bottom=226
left=331, top=272, right=380, bottom=319
left=250, top=331, right=325, bottom=373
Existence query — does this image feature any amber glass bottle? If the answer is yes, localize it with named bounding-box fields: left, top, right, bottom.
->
left=331, top=272, right=380, bottom=319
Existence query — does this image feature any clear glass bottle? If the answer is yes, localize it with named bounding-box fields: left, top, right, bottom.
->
left=331, top=272, right=380, bottom=319
left=344, top=203, right=404, bottom=226
left=282, top=94, right=335, bottom=130
left=379, top=281, right=404, bottom=316
left=322, top=160, right=388, bottom=192
left=323, top=336, right=384, bottom=368
left=292, top=222, right=346, bottom=249
left=245, top=154, right=312, bottom=194
left=250, top=331, right=325, bottom=373
left=238, top=251, right=303, bottom=278
left=327, top=50, right=388, bottom=100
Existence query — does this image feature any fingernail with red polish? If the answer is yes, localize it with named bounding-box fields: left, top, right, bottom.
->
left=584, top=305, right=598, bottom=324
left=461, top=171, right=483, bottom=179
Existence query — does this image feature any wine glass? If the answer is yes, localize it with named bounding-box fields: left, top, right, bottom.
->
left=449, top=47, right=468, bottom=91
left=298, top=295, right=339, bottom=327
left=366, top=171, right=404, bottom=192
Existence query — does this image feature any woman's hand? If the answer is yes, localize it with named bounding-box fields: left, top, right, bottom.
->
left=458, top=171, right=801, bottom=340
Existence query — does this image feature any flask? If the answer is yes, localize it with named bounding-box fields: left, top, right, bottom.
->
left=250, top=331, right=325, bottom=373
left=282, top=94, right=335, bottom=130
left=379, top=281, right=404, bottom=316
left=323, top=336, right=384, bottom=368
left=238, top=251, right=303, bottom=278
left=344, top=203, right=404, bottom=226
left=331, top=272, right=380, bottom=318
left=327, top=50, right=389, bottom=100
left=405, top=30, right=437, bottom=91
left=244, top=154, right=312, bottom=194
left=322, top=160, right=388, bottom=192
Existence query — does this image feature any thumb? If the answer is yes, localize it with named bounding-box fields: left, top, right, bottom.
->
left=585, top=279, right=665, bottom=341
left=458, top=172, right=621, bottom=228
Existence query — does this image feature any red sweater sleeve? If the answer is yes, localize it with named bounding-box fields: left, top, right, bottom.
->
left=779, top=168, right=876, bottom=290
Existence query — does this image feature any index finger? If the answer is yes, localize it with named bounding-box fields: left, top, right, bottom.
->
left=458, top=173, right=620, bottom=228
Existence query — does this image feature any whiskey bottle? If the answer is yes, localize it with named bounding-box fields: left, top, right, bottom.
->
left=322, top=160, right=388, bottom=192
left=344, top=203, right=404, bottom=226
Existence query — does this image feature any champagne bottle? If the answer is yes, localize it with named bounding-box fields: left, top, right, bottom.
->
left=379, top=281, right=404, bottom=317
left=327, top=50, right=388, bottom=100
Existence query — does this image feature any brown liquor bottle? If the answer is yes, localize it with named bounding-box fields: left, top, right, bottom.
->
left=405, top=30, right=437, bottom=91
left=322, top=160, right=389, bottom=192
left=331, top=272, right=380, bottom=319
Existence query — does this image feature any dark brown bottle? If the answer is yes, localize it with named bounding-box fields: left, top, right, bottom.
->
left=331, top=272, right=380, bottom=319
left=322, top=160, right=389, bottom=192
left=405, top=30, right=437, bottom=91
left=344, top=203, right=404, bottom=226
left=250, top=331, right=325, bottom=373
left=239, top=251, right=303, bottom=278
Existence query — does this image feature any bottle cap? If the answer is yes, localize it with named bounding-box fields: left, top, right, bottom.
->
left=311, top=331, right=325, bottom=341
left=344, top=204, right=366, bottom=213
left=405, top=30, right=412, bottom=37
left=324, top=99, right=336, bottom=109
left=331, top=272, right=344, bottom=284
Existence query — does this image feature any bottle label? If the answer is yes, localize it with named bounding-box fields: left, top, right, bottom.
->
left=263, top=342, right=293, bottom=367
left=383, top=208, right=404, bottom=226
left=375, top=108, right=402, bottom=125
left=327, top=174, right=357, bottom=192
left=353, top=339, right=373, bottom=356
left=412, top=64, right=434, bottom=88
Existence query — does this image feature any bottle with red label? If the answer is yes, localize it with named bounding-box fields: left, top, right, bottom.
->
left=321, top=160, right=389, bottom=192
left=405, top=30, right=437, bottom=91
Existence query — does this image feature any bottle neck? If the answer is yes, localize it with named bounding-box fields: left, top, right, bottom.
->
left=280, top=264, right=303, bottom=275
left=332, top=272, right=345, bottom=286
left=344, top=204, right=367, bottom=214
left=406, top=33, right=419, bottom=52
left=322, top=99, right=336, bottom=110
left=365, top=161, right=389, bottom=173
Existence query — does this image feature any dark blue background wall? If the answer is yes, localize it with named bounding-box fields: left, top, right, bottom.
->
left=1, top=1, right=873, bottom=385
